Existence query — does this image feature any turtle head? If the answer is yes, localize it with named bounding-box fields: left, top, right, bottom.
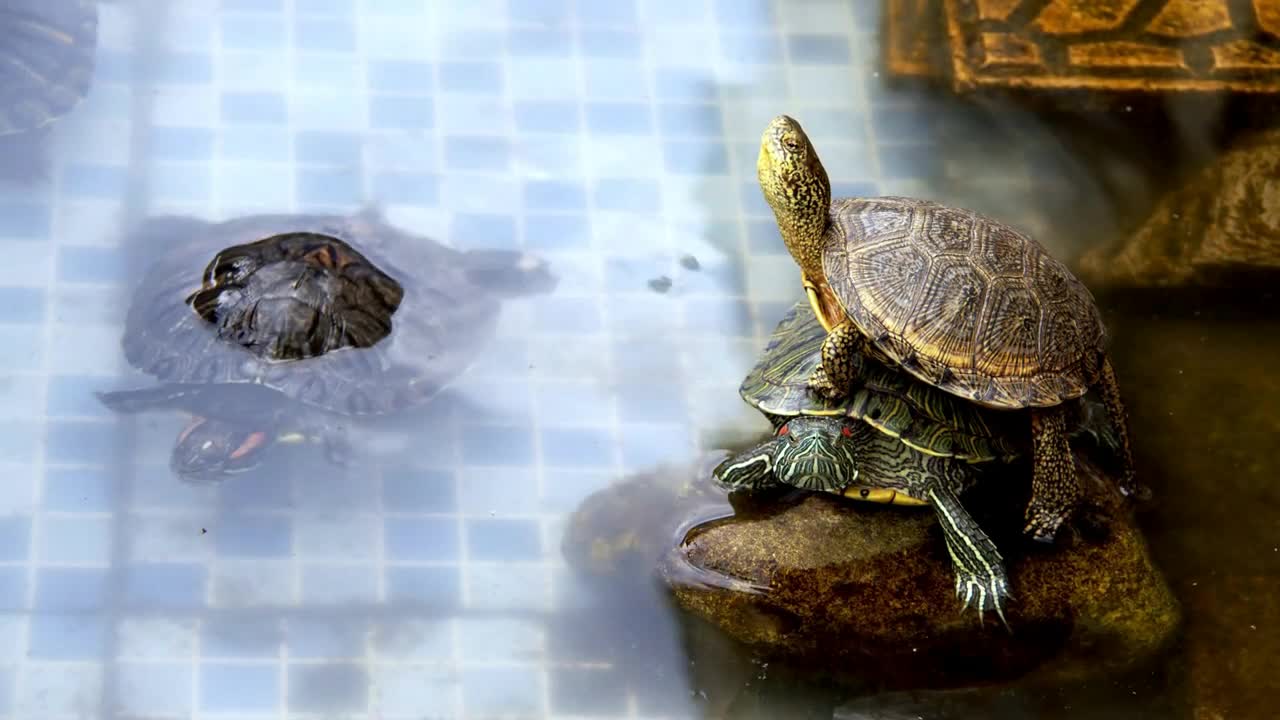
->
left=170, top=416, right=275, bottom=481
left=714, top=416, right=861, bottom=493
left=757, top=115, right=832, bottom=279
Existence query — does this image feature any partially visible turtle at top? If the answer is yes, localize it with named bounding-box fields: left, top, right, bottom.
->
left=714, top=301, right=1114, bottom=624
left=756, top=114, right=1138, bottom=542
left=0, top=1, right=98, bottom=177
left=98, top=207, right=558, bottom=480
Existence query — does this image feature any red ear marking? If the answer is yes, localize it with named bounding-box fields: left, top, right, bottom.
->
left=229, top=431, right=269, bottom=460
left=176, top=417, right=207, bottom=445
left=777, top=424, right=790, bottom=436
left=841, top=426, right=853, bottom=437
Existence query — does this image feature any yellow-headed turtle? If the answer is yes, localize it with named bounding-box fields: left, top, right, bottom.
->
left=756, top=114, right=1137, bottom=542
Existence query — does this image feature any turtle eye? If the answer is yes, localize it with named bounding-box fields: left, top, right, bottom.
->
left=782, top=136, right=801, bottom=152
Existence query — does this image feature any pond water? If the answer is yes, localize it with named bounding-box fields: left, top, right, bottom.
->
left=1, top=0, right=1277, bottom=718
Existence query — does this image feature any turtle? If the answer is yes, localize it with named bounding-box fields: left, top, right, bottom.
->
left=96, top=206, right=558, bottom=480
left=755, top=114, right=1138, bottom=544
left=0, top=1, right=98, bottom=178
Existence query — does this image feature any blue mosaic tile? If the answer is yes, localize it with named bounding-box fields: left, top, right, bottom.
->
left=440, top=29, right=506, bottom=58
left=619, top=422, right=692, bottom=468
left=294, top=17, right=357, bottom=52
left=297, top=0, right=355, bottom=15
left=531, top=382, right=614, bottom=427
left=199, top=664, right=279, bottom=712
left=294, top=53, right=363, bottom=90
left=616, top=383, right=686, bottom=423
left=286, top=618, right=364, bottom=657
left=513, top=100, right=580, bottom=133
left=0, top=203, right=49, bottom=239
left=37, top=515, right=108, bottom=565
left=443, top=137, right=512, bottom=171
left=28, top=615, right=105, bottom=659
left=42, top=468, right=113, bottom=512
left=533, top=296, right=602, bottom=334
left=712, top=0, right=774, bottom=26
left=524, top=214, right=590, bottom=250
left=578, top=30, right=643, bottom=58
left=61, top=163, right=128, bottom=199
left=876, top=143, right=940, bottom=179
left=385, top=566, right=460, bottom=606
left=202, top=618, right=282, bottom=657
left=0, top=517, right=28, bottom=562
left=289, top=664, right=367, bottom=712
left=220, top=127, right=291, bottom=162
left=295, top=130, right=364, bottom=167
left=221, top=15, right=287, bottom=49
left=221, top=92, right=288, bottom=125
left=382, top=469, right=456, bottom=512
left=296, top=168, right=363, bottom=205
left=684, top=297, right=753, bottom=334
left=654, top=68, right=715, bottom=100
left=540, top=469, right=612, bottom=513
left=583, top=61, right=648, bottom=98
left=719, top=32, right=783, bottom=64
left=460, top=425, right=534, bottom=466
left=657, top=103, right=723, bottom=137
left=157, top=52, right=214, bottom=84
left=457, top=467, right=538, bottom=515
left=369, top=95, right=434, bottom=130
left=46, top=420, right=118, bottom=464
left=592, top=178, right=661, bottom=213
left=540, top=427, right=613, bottom=467
left=462, top=668, right=542, bottom=716
left=465, top=518, right=541, bottom=561
left=151, top=126, right=215, bottom=162
left=215, top=516, right=292, bottom=557
left=739, top=180, right=771, bottom=215
left=464, top=563, right=548, bottom=608
left=371, top=171, right=439, bottom=205
left=0, top=287, right=44, bottom=323
left=550, top=668, right=629, bottom=715
left=93, top=49, right=131, bottom=84
left=645, top=0, right=709, bottom=23
left=523, top=180, right=586, bottom=211
left=440, top=61, right=505, bottom=93
left=124, top=563, right=208, bottom=608
left=367, top=61, right=433, bottom=94
left=0, top=669, right=13, bottom=714
left=35, top=568, right=107, bottom=610
left=150, top=162, right=213, bottom=203
left=508, top=29, right=574, bottom=56
left=786, top=33, right=853, bottom=64
left=509, top=0, right=570, bottom=24
left=578, top=0, right=637, bottom=24
left=303, top=564, right=378, bottom=603
left=218, top=164, right=294, bottom=207
left=663, top=140, right=730, bottom=174
left=585, top=102, right=651, bottom=135
left=385, top=517, right=459, bottom=562
left=451, top=212, right=517, bottom=249
left=116, top=663, right=191, bottom=716
left=0, top=569, right=24, bottom=609
left=832, top=180, right=879, bottom=198
left=873, top=107, right=941, bottom=143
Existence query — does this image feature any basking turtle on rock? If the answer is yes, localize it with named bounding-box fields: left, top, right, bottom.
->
left=755, top=114, right=1138, bottom=543
left=98, top=207, right=558, bottom=480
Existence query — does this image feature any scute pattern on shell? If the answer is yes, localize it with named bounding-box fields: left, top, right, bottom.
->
left=0, top=0, right=97, bottom=135
left=741, top=302, right=1022, bottom=463
left=121, top=210, right=500, bottom=417
left=824, top=196, right=1107, bottom=409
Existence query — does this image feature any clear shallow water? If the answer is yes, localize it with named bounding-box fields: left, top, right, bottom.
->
left=0, top=0, right=1275, bottom=717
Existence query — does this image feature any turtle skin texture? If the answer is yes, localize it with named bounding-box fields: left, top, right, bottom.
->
left=0, top=0, right=97, bottom=136
left=756, top=113, right=1139, bottom=543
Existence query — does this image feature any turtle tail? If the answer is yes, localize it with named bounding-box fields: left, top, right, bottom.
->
left=459, top=249, right=559, bottom=298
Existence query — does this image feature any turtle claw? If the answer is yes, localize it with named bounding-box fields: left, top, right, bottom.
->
left=955, top=573, right=1011, bottom=631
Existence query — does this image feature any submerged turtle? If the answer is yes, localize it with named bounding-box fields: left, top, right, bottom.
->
left=0, top=1, right=98, bottom=177
left=98, top=207, right=558, bottom=480
left=756, top=114, right=1137, bottom=542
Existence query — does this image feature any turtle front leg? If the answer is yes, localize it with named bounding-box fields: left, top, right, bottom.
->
left=808, top=320, right=869, bottom=400
left=1024, top=406, right=1082, bottom=543
left=712, top=439, right=784, bottom=492
left=926, top=481, right=1011, bottom=630
left=1097, top=356, right=1142, bottom=499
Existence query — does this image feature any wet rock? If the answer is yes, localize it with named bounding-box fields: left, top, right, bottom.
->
left=1078, top=126, right=1280, bottom=289
left=565, top=449, right=1179, bottom=692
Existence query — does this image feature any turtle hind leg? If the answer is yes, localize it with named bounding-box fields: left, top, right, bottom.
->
left=1024, top=406, right=1083, bottom=543
left=1098, top=356, right=1144, bottom=500
left=808, top=320, right=869, bottom=400
left=926, top=482, right=1011, bottom=631
left=712, top=439, right=784, bottom=492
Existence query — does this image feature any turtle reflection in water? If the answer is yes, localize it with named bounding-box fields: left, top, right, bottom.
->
left=0, top=0, right=98, bottom=179
left=98, top=207, right=558, bottom=480
left=713, top=302, right=1116, bottom=625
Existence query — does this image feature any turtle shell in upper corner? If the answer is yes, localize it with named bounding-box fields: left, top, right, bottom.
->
left=741, top=301, right=1023, bottom=463
left=0, top=0, right=98, bottom=135
left=941, top=0, right=1280, bottom=94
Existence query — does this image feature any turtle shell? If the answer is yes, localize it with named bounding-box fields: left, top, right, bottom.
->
left=0, top=0, right=98, bottom=135
left=119, top=207, right=530, bottom=418
left=822, top=195, right=1108, bottom=410
left=741, top=301, right=1022, bottom=464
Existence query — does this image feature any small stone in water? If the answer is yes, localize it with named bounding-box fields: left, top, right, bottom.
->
left=648, top=275, right=673, bottom=293
left=679, top=254, right=701, bottom=271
